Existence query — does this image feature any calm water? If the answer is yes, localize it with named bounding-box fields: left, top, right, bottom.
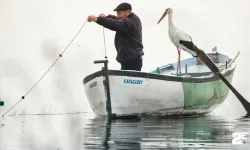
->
left=0, top=113, right=249, bottom=150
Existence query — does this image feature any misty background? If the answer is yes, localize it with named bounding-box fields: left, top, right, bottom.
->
left=0, top=0, right=250, bottom=118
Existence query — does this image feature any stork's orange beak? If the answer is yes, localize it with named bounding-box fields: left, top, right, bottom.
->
left=157, top=11, right=167, bottom=24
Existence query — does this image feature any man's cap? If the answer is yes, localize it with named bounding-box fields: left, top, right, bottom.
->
left=113, top=2, right=132, bottom=11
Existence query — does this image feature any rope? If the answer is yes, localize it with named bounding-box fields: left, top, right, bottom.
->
left=2, top=20, right=88, bottom=117
left=103, top=27, right=108, bottom=59
left=7, top=112, right=90, bottom=116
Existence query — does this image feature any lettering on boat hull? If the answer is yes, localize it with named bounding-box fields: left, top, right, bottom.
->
left=89, top=81, right=97, bottom=89
left=123, top=79, right=143, bottom=84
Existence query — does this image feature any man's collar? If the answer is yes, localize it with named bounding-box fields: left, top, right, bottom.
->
left=127, top=12, right=134, bottom=18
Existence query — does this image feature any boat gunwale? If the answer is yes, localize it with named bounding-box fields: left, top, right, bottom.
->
left=83, top=66, right=236, bottom=84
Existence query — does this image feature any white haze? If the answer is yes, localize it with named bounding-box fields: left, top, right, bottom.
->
left=0, top=0, right=250, bottom=118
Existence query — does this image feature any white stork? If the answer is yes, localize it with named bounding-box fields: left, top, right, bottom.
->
left=157, top=8, right=198, bottom=73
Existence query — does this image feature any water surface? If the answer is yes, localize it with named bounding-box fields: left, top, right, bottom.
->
left=0, top=113, right=249, bottom=149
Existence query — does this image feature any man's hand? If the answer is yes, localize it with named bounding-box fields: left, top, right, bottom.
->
left=99, top=13, right=106, bottom=17
left=87, top=15, right=98, bottom=22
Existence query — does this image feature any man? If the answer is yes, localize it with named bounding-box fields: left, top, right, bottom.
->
left=87, top=2, right=144, bottom=71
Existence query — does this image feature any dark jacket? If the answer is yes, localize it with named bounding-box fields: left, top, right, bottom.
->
left=96, top=13, right=144, bottom=63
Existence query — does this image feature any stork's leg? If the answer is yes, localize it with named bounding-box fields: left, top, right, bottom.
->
left=179, top=49, right=181, bottom=73
left=176, top=48, right=179, bottom=73
left=177, top=48, right=181, bottom=73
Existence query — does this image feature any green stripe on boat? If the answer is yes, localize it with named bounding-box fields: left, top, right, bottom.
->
left=182, top=74, right=233, bottom=109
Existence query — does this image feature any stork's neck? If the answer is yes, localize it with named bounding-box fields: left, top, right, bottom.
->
left=168, top=12, right=175, bottom=29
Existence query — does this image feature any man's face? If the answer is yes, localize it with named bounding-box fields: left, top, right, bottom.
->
left=116, top=10, right=128, bottom=19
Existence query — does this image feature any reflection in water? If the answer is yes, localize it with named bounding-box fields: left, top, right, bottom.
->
left=0, top=113, right=250, bottom=149
left=83, top=115, right=250, bottom=149
left=0, top=113, right=85, bottom=150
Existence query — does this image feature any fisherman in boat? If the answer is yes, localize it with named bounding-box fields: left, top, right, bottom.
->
left=87, top=2, right=144, bottom=71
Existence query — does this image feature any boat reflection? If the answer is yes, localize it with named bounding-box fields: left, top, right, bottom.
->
left=83, top=115, right=250, bottom=149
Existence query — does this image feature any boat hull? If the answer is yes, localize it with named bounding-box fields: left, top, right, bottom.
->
left=83, top=66, right=235, bottom=117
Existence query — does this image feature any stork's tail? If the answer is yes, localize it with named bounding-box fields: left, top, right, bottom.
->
left=179, top=40, right=220, bottom=73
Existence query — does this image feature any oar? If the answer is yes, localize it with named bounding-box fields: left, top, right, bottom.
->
left=196, top=49, right=250, bottom=116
